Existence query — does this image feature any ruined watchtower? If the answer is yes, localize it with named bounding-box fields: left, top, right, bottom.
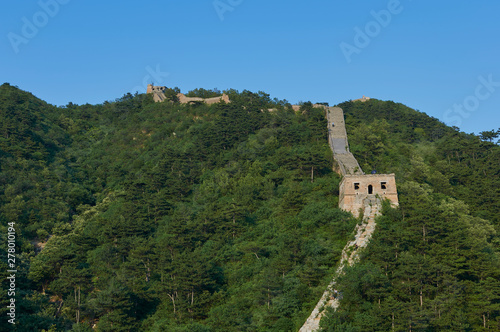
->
left=339, top=173, right=398, bottom=217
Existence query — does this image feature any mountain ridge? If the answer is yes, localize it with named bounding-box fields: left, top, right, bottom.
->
left=0, top=83, right=499, bottom=331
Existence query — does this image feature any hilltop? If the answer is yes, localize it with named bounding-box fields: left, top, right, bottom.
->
left=0, top=83, right=499, bottom=331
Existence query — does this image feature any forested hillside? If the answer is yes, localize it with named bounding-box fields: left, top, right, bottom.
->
left=0, top=84, right=355, bottom=331
left=0, top=84, right=499, bottom=331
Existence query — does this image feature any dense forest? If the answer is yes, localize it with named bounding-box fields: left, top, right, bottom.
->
left=0, top=83, right=499, bottom=331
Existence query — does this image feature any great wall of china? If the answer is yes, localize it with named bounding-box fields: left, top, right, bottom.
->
left=147, top=85, right=399, bottom=331
left=147, top=84, right=230, bottom=104
left=300, top=106, right=398, bottom=331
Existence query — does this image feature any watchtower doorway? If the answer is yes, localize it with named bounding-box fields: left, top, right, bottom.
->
left=368, top=185, right=373, bottom=194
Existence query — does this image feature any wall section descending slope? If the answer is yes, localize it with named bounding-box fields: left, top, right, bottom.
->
left=300, top=106, right=398, bottom=331
left=326, top=107, right=363, bottom=176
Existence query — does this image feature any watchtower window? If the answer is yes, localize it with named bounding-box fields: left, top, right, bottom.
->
left=368, top=185, right=373, bottom=194
left=354, top=183, right=360, bottom=190
left=381, top=182, right=387, bottom=190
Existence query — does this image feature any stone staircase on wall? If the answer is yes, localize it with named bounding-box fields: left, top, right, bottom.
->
left=326, top=107, right=363, bottom=176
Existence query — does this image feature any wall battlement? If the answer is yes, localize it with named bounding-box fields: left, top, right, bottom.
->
left=177, top=92, right=230, bottom=105
left=148, top=85, right=332, bottom=111
left=146, top=84, right=230, bottom=104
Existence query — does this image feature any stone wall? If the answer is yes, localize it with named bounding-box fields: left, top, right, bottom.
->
left=146, top=85, right=230, bottom=105
left=176, top=93, right=230, bottom=105
left=291, top=104, right=328, bottom=112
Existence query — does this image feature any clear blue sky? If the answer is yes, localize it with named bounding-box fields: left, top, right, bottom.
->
left=1, top=0, right=499, bottom=134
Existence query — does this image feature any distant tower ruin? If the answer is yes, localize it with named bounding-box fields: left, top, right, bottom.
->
left=353, top=95, right=371, bottom=102
left=147, top=84, right=167, bottom=102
